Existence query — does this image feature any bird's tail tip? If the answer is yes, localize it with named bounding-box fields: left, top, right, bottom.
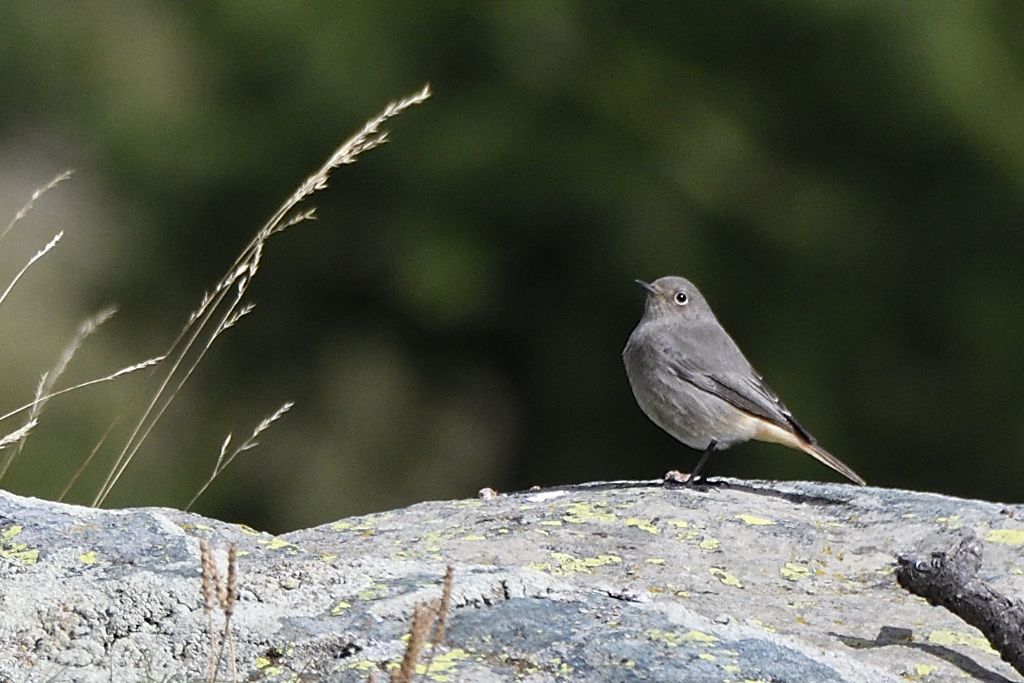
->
left=803, top=442, right=867, bottom=486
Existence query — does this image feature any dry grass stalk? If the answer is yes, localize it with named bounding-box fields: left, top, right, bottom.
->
left=432, top=565, right=454, bottom=646
left=0, top=356, right=164, bottom=427
left=0, top=231, right=63, bottom=311
left=390, top=565, right=455, bottom=683
left=0, top=420, right=38, bottom=450
left=88, top=83, right=430, bottom=508
left=392, top=604, right=432, bottom=683
left=0, top=173, right=155, bottom=494
left=0, top=307, right=117, bottom=484
left=199, top=539, right=239, bottom=683
left=0, top=169, right=73, bottom=244
left=184, top=402, right=293, bottom=511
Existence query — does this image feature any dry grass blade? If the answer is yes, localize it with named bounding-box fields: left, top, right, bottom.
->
left=433, top=566, right=454, bottom=645
left=90, top=84, right=430, bottom=508
left=200, top=540, right=240, bottom=683
left=0, top=169, right=73, bottom=244
left=0, top=420, right=38, bottom=450
left=388, top=565, right=455, bottom=683
left=184, top=402, right=294, bottom=511
left=392, top=604, right=432, bottom=683
left=0, top=356, right=164, bottom=426
left=0, top=308, right=118, bottom=484
left=0, top=231, right=63, bottom=310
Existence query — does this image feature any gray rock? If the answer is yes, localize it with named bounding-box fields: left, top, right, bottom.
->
left=1, top=479, right=1022, bottom=682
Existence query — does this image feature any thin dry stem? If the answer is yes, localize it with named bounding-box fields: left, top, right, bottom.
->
left=183, top=402, right=293, bottom=511
left=90, top=84, right=429, bottom=508
left=392, top=604, right=432, bottom=683
left=0, top=170, right=73, bottom=244
left=0, top=356, right=164, bottom=426
left=0, top=308, right=118, bottom=484
left=0, top=231, right=63, bottom=310
left=199, top=539, right=219, bottom=681
left=433, top=566, right=454, bottom=645
left=0, top=420, right=37, bottom=450
left=200, top=540, right=239, bottom=683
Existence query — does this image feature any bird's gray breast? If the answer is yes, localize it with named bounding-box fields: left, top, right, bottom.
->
left=623, top=320, right=758, bottom=450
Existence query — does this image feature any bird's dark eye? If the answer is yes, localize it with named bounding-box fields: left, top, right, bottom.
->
left=674, top=291, right=689, bottom=306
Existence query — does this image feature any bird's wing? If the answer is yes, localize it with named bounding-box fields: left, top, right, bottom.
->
left=668, top=358, right=817, bottom=444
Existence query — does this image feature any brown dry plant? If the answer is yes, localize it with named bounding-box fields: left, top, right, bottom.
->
left=0, top=172, right=160, bottom=482
left=200, top=539, right=239, bottom=683
left=88, top=83, right=431, bottom=508
left=388, top=565, right=455, bottom=683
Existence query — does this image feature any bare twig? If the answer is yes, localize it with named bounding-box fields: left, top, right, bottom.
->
left=896, top=532, right=1024, bottom=675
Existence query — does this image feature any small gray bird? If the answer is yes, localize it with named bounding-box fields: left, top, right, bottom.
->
left=623, top=276, right=865, bottom=485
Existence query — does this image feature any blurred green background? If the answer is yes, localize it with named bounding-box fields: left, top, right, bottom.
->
left=1, top=2, right=1023, bottom=533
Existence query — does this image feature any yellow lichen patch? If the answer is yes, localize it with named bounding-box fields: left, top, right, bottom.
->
left=698, top=653, right=716, bottom=662
left=625, top=518, right=659, bottom=534
left=357, top=583, right=388, bottom=600
left=646, top=629, right=718, bottom=646
left=913, top=663, right=938, bottom=677
left=645, top=558, right=666, bottom=565
left=723, top=664, right=741, bottom=674
left=780, top=562, right=811, bottom=581
left=669, top=519, right=689, bottom=528
left=539, top=520, right=563, bottom=527
left=562, top=502, right=617, bottom=524
left=736, top=514, right=774, bottom=526
left=935, top=515, right=962, bottom=529
left=553, top=658, right=573, bottom=675
left=331, top=520, right=376, bottom=536
left=0, top=526, right=39, bottom=564
left=985, top=528, right=1024, bottom=546
left=330, top=600, right=351, bottom=615
left=927, top=630, right=998, bottom=655
left=260, top=537, right=293, bottom=551
left=709, top=567, right=743, bottom=588
left=698, top=538, right=721, bottom=551
left=252, top=657, right=284, bottom=676
left=529, top=552, right=621, bottom=575
left=683, top=630, right=718, bottom=644
left=461, top=534, right=486, bottom=541
left=79, top=551, right=98, bottom=565
left=414, top=647, right=469, bottom=681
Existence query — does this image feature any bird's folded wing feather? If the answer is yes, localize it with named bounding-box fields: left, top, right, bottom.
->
left=668, top=358, right=817, bottom=444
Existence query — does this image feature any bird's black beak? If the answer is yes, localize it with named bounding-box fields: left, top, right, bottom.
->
left=634, top=279, right=657, bottom=295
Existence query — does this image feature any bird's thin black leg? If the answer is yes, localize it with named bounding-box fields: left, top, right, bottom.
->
left=685, top=439, right=718, bottom=486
